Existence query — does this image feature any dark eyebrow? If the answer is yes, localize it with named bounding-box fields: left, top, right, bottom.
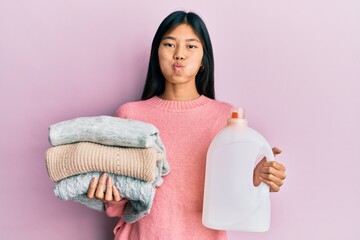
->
left=162, top=36, right=176, bottom=41
left=162, top=36, right=201, bottom=43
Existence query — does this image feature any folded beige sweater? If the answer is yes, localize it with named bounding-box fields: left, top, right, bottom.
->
left=45, top=142, right=162, bottom=182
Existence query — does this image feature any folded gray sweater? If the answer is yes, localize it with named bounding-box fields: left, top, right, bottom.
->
left=55, top=172, right=157, bottom=223
left=49, top=115, right=169, bottom=176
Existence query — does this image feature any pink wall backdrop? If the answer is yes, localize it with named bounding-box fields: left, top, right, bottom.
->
left=1, top=1, right=359, bottom=239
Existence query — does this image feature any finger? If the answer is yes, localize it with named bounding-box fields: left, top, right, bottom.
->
left=87, top=177, right=98, bottom=199
left=272, top=147, right=282, bottom=156
left=260, top=172, right=284, bottom=187
left=261, top=162, right=287, bottom=184
left=104, top=177, right=114, bottom=202
left=253, top=158, right=266, bottom=187
left=262, top=166, right=287, bottom=181
left=95, top=173, right=107, bottom=199
left=263, top=161, right=286, bottom=173
left=112, top=185, right=122, bottom=202
left=260, top=177, right=281, bottom=192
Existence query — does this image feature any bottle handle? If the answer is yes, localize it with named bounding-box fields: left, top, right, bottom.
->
left=254, top=144, right=274, bottom=199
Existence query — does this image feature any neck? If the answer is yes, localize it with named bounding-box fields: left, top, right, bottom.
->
left=160, top=82, right=200, bottom=101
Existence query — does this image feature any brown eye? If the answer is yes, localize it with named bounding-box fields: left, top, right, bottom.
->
left=163, top=43, right=175, bottom=47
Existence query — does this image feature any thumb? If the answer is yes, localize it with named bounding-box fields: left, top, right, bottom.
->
left=272, top=147, right=282, bottom=156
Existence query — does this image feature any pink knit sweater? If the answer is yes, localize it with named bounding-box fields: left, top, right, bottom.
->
left=106, top=95, right=232, bottom=240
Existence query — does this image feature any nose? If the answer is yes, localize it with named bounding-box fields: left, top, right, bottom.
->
left=174, top=46, right=185, bottom=61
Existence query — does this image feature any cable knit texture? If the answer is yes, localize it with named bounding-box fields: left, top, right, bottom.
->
left=46, top=142, right=161, bottom=182
left=107, top=96, right=233, bottom=240
left=54, top=172, right=156, bottom=223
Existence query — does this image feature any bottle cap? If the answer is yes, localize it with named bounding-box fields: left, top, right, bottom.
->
left=230, top=107, right=245, bottom=119
left=227, top=107, right=248, bottom=126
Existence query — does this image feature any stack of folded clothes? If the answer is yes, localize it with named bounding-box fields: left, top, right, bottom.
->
left=45, top=116, right=170, bottom=223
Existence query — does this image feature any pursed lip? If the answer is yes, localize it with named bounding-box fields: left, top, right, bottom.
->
left=173, top=63, right=184, bottom=68
left=173, top=63, right=184, bottom=71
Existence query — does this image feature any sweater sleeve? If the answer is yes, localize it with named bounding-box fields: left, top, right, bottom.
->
left=115, top=102, right=132, bottom=118
left=105, top=199, right=128, bottom=217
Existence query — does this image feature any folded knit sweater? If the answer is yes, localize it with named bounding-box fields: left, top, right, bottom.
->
left=54, top=172, right=156, bottom=223
left=48, top=115, right=170, bottom=176
left=46, top=142, right=162, bottom=182
left=48, top=116, right=169, bottom=223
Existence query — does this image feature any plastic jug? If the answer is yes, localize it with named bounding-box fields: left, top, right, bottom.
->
left=202, top=108, right=274, bottom=232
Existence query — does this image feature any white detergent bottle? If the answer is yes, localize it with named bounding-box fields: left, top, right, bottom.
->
left=202, top=108, right=274, bottom=232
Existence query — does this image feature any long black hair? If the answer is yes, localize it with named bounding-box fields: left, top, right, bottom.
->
left=141, top=11, right=215, bottom=100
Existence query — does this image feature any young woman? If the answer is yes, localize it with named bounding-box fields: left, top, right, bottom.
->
left=87, top=11, right=286, bottom=240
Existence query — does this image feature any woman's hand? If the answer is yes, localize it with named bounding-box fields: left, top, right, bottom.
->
left=87, top=173, right=122, bottom=202
left=253, top=147, right=286, bottom=192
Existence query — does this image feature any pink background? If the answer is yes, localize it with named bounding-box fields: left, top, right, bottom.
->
left=1, top=1, right=359, bottom=239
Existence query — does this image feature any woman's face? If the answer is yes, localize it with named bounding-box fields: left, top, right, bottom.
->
left=158, top=24, right=204, bottom=85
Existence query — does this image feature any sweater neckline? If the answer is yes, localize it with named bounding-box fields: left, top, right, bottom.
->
left=146, top=95, right=212, bottom=111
